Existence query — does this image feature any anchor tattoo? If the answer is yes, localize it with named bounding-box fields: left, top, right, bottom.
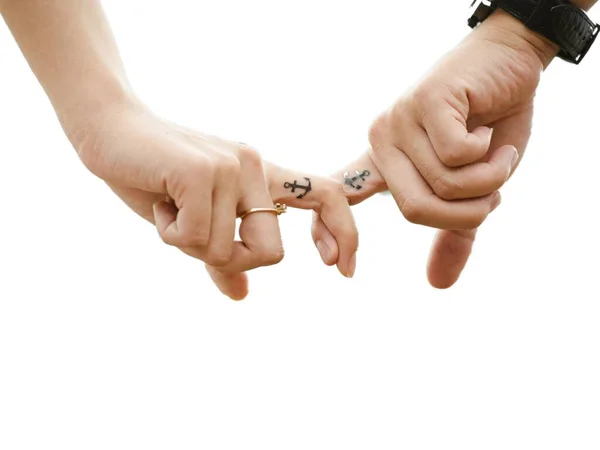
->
left=284, top=177, right=312, bottom=199
left=343, top=170, right=371, bottom=190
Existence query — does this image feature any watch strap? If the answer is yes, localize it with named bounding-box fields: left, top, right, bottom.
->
left=494, top=0, right=599, bottom=64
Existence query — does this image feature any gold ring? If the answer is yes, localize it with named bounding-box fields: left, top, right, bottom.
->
left=239, top=203, right=287, bottom=220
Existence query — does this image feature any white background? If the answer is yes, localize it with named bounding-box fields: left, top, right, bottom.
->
left=1, top=1, right=599, bottom=448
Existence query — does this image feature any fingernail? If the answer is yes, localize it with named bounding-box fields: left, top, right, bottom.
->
left=490, top=192, right=502, bottom=212
left=510, top=147, right=519, bottom=170
left=316, top=240, right=331, bottom=263
left=488, top=127, right=495, bottom=142
left=347, top=252, right=357, bottom=278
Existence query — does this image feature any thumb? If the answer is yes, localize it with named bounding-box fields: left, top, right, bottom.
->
left=426, top=190, right=503, bottom=288
left=205, top=265, right=249, bottom=301
left=426, top=229, right=478, bottom=289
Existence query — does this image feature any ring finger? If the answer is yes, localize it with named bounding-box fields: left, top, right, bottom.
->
left=213, top=160, right=284, bottom=274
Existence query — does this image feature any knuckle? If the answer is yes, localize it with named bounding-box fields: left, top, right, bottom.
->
left=204, top=251, right=232, bottom=267
left=186, top=153, right=214, bottom=176
left=237, top=144, right=263, bottom=168
left=218, top=154, right=241, bottom=177
left=158, top=233, right=174, bottom=247
left=365, top=147, right=380, bottom=169
left=409, top=85, right=437, bottom=110
left=180, top=229, right=210, bottom=248
left=368, top=113, right=392, bottom=149
left=432, top=173, right=461, bottom=200
left=400, top=197, right=426, bottom=225
left=466, top=213, right=486, bottom=230
left=322, top=180, right=345, bottom=201
left=438, top=147, right=465, bottom=167
left=259, top=247, right=285, bottom=266
left=188, top=235, right=211, bottom=248
left=462, top=207, right=488, bottom=229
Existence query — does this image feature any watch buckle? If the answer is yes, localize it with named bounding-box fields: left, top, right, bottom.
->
left=468, top=0, right=495, bottom=28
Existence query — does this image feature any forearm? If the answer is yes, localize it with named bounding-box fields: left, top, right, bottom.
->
left=0, top=0, right=135, bottom=130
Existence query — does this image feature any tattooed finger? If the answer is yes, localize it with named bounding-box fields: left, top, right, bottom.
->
left=333, top=151, right=387, bottom=206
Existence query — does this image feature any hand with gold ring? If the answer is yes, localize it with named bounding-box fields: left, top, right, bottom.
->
left=67, top=101, right=338, bottom=284
left=206, top=161, right=360, bottom=300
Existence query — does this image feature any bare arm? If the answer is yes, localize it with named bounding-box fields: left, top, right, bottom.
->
left=0, top=0, right=134, bottom=131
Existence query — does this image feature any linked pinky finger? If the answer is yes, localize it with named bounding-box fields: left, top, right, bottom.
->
left=263, top=162, right=357, bottom=277
left=311, top=212, right=340, bottom=267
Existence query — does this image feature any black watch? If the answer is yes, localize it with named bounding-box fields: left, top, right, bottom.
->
left=468, top=0, right=600, bottom=64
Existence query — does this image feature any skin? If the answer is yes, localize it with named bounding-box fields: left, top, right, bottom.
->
left=2, top=0, right=597, bottom=299
left=312, top=4, right=598, bottom=291
left=0, top=0, right=359, bottom=300
left=207, top=165, right=359, bottom=300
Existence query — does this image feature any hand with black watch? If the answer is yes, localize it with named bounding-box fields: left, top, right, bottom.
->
left=311, top=0, right=598, bottom=288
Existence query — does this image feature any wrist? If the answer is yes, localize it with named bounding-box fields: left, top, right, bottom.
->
left=477, top=9, right=559, bottom=68
left=58, top=77, right=140, bottom=140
